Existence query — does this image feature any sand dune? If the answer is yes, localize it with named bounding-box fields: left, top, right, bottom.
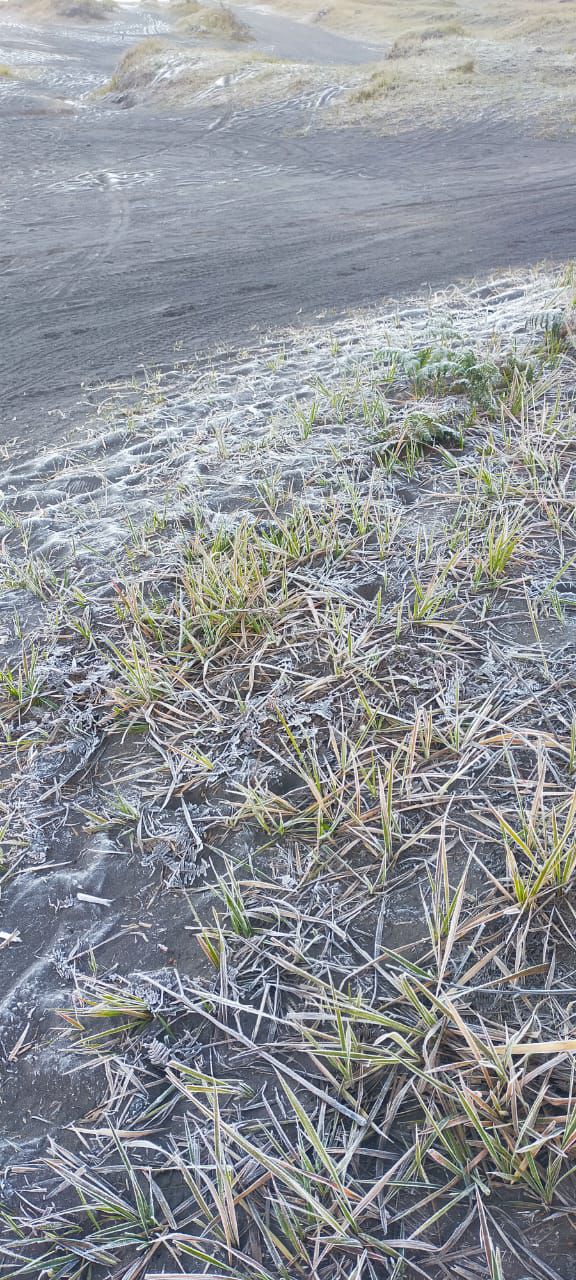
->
left=103, top=36, right=328, bottom=107
left=104, top=18, right=576, bottom=136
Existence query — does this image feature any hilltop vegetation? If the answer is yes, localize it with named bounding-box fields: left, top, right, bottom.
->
left=103, top=0, right=576, bottom=134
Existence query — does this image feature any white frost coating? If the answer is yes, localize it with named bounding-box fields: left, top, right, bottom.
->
left=0, top=268, right=569, bottom=572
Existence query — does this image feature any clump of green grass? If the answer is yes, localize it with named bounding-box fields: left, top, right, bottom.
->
left=61, top=977, right=154, bottom=1053
left=0, top=646, right=49, bottom=715
left=472, top=513, right=523, bottom=584
left=215, top=861, right=254, bottom=937
left=402, top=344, right=501, bottom=406
left=501, top=792, right=576, bottom=905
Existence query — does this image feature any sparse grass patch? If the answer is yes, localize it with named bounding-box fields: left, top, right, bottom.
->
left=171, top=0, right=253, bottom=42
left=421, top=20, right=466, bottom=39
left=16, top=0, right=117, bottom=20
left=101, top=39, right=317, bottom=108
left=348, top=67, right=402, bottom=104
left=104, top=37, right=175, bottom=94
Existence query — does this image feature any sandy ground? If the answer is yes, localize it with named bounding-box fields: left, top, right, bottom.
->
left=1, top=2, right=576, bottom=448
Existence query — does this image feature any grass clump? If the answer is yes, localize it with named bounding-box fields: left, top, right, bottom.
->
left=348, top=67, right=402, bottom=104
left=61, top=977, right=154, bottom=1053
left=502, top=792, right=576, bottom=905
left=421, top=20, right=466, bottom=39
left=401, top=343, right=501, bottom=405
left=171, top=0, right=253, bottom=42
left=104, top=38, right=175, bottom=94
left=59, top=0, right=117, bottom=15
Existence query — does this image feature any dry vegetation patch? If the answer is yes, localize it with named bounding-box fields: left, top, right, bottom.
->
left=102, top=10, right=576, bottom=135
left=233, top=0, right=576, bottom=48
left=2, top=268, right=576, bottom=1276
left=220, top=0, right=576, bottom=133
left=167, top=0, right=253, bottom=42
left=338, top=31, right=576, bottom=133
left=9, top=0, right=117, bottom=22
left=103, top=35, right=330, bottom=107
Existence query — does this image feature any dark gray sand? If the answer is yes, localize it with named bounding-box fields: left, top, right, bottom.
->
left=1, top=5, right=575, bottom=444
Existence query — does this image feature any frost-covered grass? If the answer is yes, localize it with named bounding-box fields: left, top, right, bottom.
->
left=2, top=267, right=576, bottom=1276
left=233, top=0, right=576, bottom=47
left=170, top=0, right=253, bottom=42
left=102, top=36, right=330, bottom=108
